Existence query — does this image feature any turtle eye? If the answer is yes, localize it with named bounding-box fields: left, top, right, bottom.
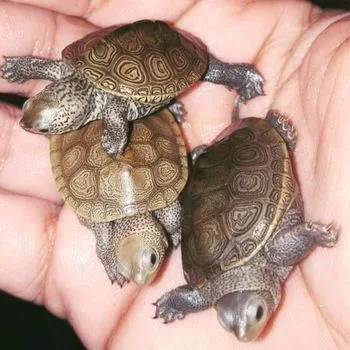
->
left=247, top=301, right=267, bottom=326
left=141, top=249, right=158, bottom=270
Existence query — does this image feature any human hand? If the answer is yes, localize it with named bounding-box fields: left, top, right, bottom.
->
left=0, top=0, right=349, bottom=348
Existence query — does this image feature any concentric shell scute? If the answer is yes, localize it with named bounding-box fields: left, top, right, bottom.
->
left=62, top=20, right=209, bottom=107
left=50, top=108, right=188, bottom=222
left=182, top=118, right=297, bottom=286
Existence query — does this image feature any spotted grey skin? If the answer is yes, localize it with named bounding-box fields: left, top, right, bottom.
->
left=50, top=108, right=188, bottom=286
left=2, top=20, right=264, bottom=155
left=153, top=110, right=339, bottom=341
left=79, top=209, right=174, bottom=286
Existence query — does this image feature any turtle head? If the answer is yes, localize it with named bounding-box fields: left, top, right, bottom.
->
left=20, top=78, right=91, bottom=134
left=215, top=290, right=275, bottom=342
left=116, top=216, right=168, bottom=285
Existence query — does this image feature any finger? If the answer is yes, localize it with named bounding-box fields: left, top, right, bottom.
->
left=108, top=257, right=336, bottom=349
left=266, top=13, right=350, bottom=343
left=0, top=102, right=61, bottom=203
left=0, top=191, right=59, bottom=300
left=45, top=208, right=139, bottom=349
left=167, top=0, right=312, bottom=146
left=8, top=0, right=195, bottom=26
left=0, top=193, right=139, bottom=349
left=295, top=21, right=350, bottom=340
left=0, top=0, right=278, bottom=147
left=0, top=1, right=95, bottom=96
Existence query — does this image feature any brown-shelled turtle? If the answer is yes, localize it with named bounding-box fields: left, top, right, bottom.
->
left=50, top=108, right=188, bottom=286
left=154, top=110, right=339, bottom=341
left=2, top=20, right=263, bottom=156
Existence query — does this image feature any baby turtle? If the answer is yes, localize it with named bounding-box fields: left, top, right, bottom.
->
left=50, top=108, right=188, bottom=286
left=154, top=110, right=338, bottom=341
left=2, top=20, right=263, bottom=155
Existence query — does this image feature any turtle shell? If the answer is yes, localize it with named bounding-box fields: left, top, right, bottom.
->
left=62, top=20, right=208, bottom=109
left=49, top=108, right=188, bottom=222
left=182, top=118, right=297, bottom=286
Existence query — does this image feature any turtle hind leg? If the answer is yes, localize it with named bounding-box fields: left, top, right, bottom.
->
left=2, top=57, right=66, bottom=82
left=153, top=285, right=210, bottom=323
left=264, top=222, right=339, bottom=267
left=266, top=110, right=297, bottom=152
left=202, top=56, right=264, bottom=101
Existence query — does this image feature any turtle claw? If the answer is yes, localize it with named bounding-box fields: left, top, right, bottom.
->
left=111, top=270, right=129, bottom=287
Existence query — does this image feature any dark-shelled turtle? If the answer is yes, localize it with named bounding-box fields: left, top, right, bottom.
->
left=3, top=20, right=263, bottom=155
left=154, top=110, right=338, bottom=341
left=50, top=108, right=187, bottom=286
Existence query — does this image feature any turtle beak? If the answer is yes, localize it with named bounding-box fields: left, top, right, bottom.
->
left=133, top=271, right=149, bottom=285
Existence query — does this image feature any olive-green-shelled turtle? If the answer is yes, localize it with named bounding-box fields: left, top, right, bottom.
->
left=50, top=108, right=188, bottom=286
left=154, top=109, right=339, bottom=342
left=3, top=20, right=263, bottom=156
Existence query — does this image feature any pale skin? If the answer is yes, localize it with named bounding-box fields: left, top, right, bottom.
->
left=0, top=0, right=350, bottom=349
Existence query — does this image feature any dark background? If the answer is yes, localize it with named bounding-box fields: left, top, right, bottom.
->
left=1, top=0, right=349, bottom=349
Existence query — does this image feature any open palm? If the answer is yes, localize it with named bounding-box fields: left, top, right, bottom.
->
left=0, top=0, right=349, bottom=348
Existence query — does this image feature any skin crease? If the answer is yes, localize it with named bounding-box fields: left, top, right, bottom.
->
left=0, top=0, right=350, bottom=348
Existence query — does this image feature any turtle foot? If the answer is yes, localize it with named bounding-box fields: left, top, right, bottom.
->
left=103, top=261, right=129, bottom=287
left=234, top=64, right=265, bottom=101
left=153, top=285, right=209, bottom=323
left=306, top=222, right=339, bottom=248
left=2, top=57, right=27, bottom=83
left=203, top=57, right=264, bottom=102
left=153, top=290, right=186, bottom=323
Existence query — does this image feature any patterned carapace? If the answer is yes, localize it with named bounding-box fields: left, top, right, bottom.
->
left=62, top=20, right=208, bottom=110
left=50, top=108, right=188, bottom=222
left=182, top=118, right=297, bottom=285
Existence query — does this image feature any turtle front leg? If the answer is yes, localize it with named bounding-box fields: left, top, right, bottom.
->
left=154, top=285, right=210, bottom=323
left=203, top=56, right=264, bottom=101
left=264, top=222, right=339, bottom=267
left=101, top=97, right=132, bottom=156
left=153, top=199, right=183, bottom=248
left=2, top=57, right=66, bottom=82
left=79, top=217, right=128, bottom=286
